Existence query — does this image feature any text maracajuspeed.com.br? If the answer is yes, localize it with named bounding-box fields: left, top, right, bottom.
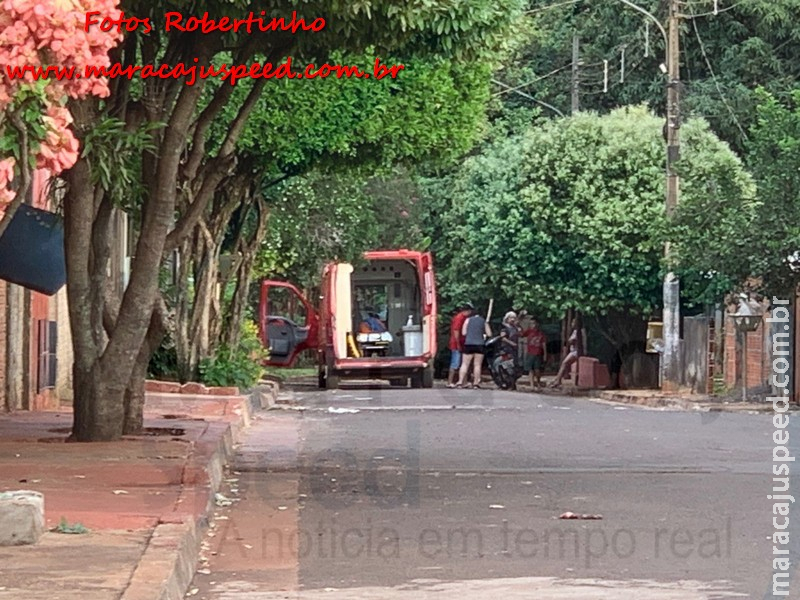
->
left=4, top=57, right=405, bottom=87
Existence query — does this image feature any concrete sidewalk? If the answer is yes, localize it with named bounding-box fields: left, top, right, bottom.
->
left=0, top=386, right=262, bottom=600
left=592, top=388, right=775, bottom=413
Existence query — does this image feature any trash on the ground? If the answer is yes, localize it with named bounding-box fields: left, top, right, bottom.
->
left=112, top=490, right=128, bottom=495
left=244, top=543, right=253, bottom=549
left=197, top=568, right=211, bottom=575
left=328, top=407, right=360, bottom=414
left=489, top=504, right=505, bottom=509
left=186, top=588, right=199, bottom=596
left=559, top=512, right=603, bottom=520
left=53, top=517, right=89, bottom=534
left=277, top=505, right=288, bottom=511
left=215, top=493, right=233, bottom=507
left=74, top=475, right=86, bottom=479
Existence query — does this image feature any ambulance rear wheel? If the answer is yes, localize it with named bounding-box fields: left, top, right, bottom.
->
left=422, top=364, right=434, bottom=388
left=318, top=367, right=326, bottom=389
left=410, top=371, right=423, bottom=389
left=326, top=374, right=340, bottom=390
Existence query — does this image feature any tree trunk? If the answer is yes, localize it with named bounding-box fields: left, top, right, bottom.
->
left=174, top=224, right=219, bottom=381
left=123, top=301, right=168, bottom=435
left=174, top=189, right=244, bottom=379
left=123, top=353, right=147, bottom=436
left=188, top=223, right=219, bottom=372
left=174, top=235, right=194, bottom=382
left=72, top=362, right=128, bottom=441
left=222, top=197, right=270, bottom=349
left=66, top=81, right=205, bottom=441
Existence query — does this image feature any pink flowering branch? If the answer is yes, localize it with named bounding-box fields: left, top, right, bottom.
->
left=0, top=0, right=122, bottom=238
left=0, top=105, right=33, bottom=239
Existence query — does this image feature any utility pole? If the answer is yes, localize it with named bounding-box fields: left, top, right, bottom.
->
left=571, top=33, right=580, bottom=114
left=662, top=0, right=681, bottom=391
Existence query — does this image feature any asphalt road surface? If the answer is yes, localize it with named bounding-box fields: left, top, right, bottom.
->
left=189, top=383, right=790, bottom=599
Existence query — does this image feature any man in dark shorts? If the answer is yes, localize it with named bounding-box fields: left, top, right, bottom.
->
left=456, top=306, right=492, bottom=388
left=521, top=317, right=548, bottom=389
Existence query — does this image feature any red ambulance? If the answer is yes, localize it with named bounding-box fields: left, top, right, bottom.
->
left=259, top=249, right=437, bottom=389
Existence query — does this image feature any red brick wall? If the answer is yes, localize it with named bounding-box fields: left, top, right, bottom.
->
left=0, top=283, right=6, bottom=409
left=723, top=314, right=771, bottom=389
left=30, top=170, right=57, bottom=410
left=0, top=168, right=58, bottom=411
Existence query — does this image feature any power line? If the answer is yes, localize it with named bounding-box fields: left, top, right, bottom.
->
left=525, top=0, right=582, bottom=15
left=492, top=64, right=573, bottom=97
left=689, top=14, right=748, bottom=140
left=490, top=79, right=566, bottom=117
left=680, top=0, right=751, bottom=18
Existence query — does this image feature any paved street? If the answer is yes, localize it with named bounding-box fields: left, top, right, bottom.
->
left=190, top=384, right=780, bottom=599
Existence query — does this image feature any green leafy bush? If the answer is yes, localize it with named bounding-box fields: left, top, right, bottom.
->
left=199, top=321, right=267, bottom=390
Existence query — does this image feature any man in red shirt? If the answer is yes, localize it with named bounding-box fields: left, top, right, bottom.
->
left=521, top=317, right=548, bottom=389
left=447, top=302, right=473, bottom=388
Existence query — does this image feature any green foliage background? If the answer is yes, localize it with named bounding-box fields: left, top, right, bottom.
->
left=419, top=106, right=757, bottom=318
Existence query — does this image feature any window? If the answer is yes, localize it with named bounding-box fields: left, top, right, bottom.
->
left=267, top=286, right=307, bottom=327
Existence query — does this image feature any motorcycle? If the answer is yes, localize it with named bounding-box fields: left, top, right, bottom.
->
left=484, top=334, right=523, bottom=390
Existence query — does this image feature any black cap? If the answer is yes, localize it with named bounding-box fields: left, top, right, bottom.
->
left=463, top=301, right=475, bottom=310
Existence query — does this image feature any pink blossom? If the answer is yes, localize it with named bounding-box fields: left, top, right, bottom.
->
left=0, top=158, right=16, bottom=209
left=1, top=0, right=121, bottom=178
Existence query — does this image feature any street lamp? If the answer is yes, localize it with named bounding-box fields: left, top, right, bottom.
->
left=729, top=298, right=762, bottom=403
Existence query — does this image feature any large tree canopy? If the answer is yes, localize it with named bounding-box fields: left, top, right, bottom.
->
left=166, top=48, right=496, bottom=379
left=421, top=106, right=757, bottom=318
left=745, top=88, right=800, bottom=297
left=62, top=0, right=528, bottom=440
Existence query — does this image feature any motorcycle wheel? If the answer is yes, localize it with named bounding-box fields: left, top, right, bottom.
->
left=491, top=364, right=514, bottom=390
left=491, top=368, right=506, bottom=389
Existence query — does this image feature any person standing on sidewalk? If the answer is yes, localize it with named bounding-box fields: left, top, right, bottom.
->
left=447, top=303, right=473, bottom=388
left=550, top=316, right=584, bottom=388
left=522, top=317, right=548, bottom=389
left=457, top=307, right=492, bottom=389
